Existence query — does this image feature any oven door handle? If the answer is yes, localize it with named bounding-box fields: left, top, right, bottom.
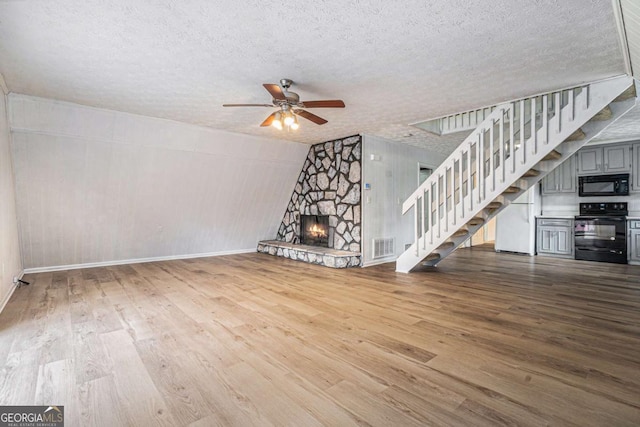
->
left=575, top=247, right=615, bottom=252
left=576, top=248, right=624, bottom=255
left=575, top=217, right=625, bottom=221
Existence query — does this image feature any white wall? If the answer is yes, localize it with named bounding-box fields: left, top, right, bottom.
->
left=361, top=135, right=447, bottom=266
left=9, top=94, right=309, bottom=270
left=0, top=84, right=23, bottom=309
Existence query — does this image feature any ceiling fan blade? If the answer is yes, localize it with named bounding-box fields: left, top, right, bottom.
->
left=294, top=109, right=328, bottom=125
left=263, top=83, right=286, bottom=100
left=300, top=100, right=345, bottom=108
left=222, top=103, right=274, bottom=107
left=260, top=112, right=277, bottom=127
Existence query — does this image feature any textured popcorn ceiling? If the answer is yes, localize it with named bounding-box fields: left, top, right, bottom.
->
left=0, top=0, right=630, bottom=153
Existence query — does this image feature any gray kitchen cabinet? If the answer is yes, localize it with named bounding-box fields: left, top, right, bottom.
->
left=577, top=147, right=602, bottom=175
left=536, top=218, right=574, bottom=258
left=603, top=144, right=631, bottom=173
left=542, top=156, right=576, bottom=194
left=577, top=144, right=631, bottom=175
left=630, top=220, right=640, bottom=265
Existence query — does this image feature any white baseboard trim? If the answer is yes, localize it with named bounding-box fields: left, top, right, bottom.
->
left=362, top=256, right=398, bottom=268
left=0, top=270, right=24, bottom=314
left=23, top=248, right=256, bottom=274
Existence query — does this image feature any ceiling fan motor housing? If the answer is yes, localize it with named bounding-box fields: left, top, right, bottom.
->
left=280, top=78, right=293, bottom=89
left=281, top=91, right=300, bottom=104
left=277, top=78, right=301, bottom=104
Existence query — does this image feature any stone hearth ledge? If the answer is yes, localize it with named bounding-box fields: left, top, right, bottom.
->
left=257, top=240, right=361, bottom=268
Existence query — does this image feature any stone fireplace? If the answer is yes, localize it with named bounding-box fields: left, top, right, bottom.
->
left=300, top=215, right=330, bottom=247
left=275, top=134, right=361, bottom=251
left=257, top=134, right=362, bottom=268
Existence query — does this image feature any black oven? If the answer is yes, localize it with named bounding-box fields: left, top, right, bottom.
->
left=578, top=174, right=629, bottom=197
left=574, top=202, right=627, bottom=264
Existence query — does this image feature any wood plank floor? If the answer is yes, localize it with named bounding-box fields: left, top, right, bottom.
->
left=1, top=245, right=639, bottom=426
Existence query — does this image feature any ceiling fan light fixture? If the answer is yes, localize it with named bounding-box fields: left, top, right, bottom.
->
left=290, top=115, right=299, bottom=130
left=284, top=112, right=294, bottom=126
left=272, top=112, right=283, bottom=130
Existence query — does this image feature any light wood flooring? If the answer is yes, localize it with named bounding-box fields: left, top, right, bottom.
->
left=1, top=245, right=639, bottom=426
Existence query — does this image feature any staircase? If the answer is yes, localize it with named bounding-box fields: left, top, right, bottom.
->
left=396, top=75, right=637, bottom=273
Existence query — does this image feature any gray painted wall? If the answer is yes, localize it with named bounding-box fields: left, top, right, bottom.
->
left=0, top=90, right=23, bottom=307
left=9, top=94, right=309, bottom=270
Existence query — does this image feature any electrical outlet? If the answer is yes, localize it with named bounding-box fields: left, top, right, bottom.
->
left=13, top=276, right=18, bottom=284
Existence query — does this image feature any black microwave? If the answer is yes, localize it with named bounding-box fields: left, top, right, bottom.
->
left=578, top=173, right=630, bottom=197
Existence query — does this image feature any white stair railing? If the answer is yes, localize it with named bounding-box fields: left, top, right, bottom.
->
left=396, top=75, right=634, bottom=273
left=412, top=106, right=496, bottom=135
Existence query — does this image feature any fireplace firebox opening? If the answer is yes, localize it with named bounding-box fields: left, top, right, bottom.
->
left=300, top=215, right=330, bottom=247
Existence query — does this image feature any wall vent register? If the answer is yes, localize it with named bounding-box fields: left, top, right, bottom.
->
left=372, top=238, right=395, bottom=259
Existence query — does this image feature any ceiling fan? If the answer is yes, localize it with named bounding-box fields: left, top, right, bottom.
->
left=223, top=79, right=345, bottom=130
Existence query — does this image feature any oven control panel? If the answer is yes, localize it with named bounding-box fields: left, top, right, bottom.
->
left=579, top=202, right=628, bottom=216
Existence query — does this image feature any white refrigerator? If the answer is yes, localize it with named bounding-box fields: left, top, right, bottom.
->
left=495, top=186, right=541, bottom=255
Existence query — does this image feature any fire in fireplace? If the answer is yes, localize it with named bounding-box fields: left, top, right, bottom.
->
left=300, top=215, right=330, bottom=247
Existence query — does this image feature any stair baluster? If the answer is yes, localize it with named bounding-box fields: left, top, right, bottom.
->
left=555, top=91, right=562, bottom=134
left=509, top=104, right=515, bottom=174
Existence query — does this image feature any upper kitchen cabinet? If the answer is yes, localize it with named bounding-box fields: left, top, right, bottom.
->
left=577, top=147, right=602, bottom=175
left=577, top=144, right=631, bottom=175
left=542, top=156, right=576, bottom=194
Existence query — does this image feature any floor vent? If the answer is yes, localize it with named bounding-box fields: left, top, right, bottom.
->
left=372, top=238, right=395, bottom=259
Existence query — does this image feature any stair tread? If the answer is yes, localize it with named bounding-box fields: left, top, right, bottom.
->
left=467, top=217, right=485, bottom=226
left=613, top=84, right=637, bottom=102
left=523, top=169, right=540, bottom=177
left=486, top=202, right=503, bottom=209
left=424, top=253, right=441, bottom=261
left=566, top=128, right=586, bottom=142
left=450, top=229, right=469, bottom=238
left=543, top=150, right=562, bottom=161
left=502, top=186, right=521, bottom=194
left=590, top=105, right=613, bottom=122
left=438, top=242, right=454, bottom=250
